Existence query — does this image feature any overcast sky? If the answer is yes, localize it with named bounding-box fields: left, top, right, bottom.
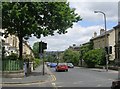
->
left=28, top=0, right=119, bottom=51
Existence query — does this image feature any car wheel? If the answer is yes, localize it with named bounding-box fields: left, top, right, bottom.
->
left=56, top=69, right=58, bottom=72
left=66, top=69, right=68, bottom=72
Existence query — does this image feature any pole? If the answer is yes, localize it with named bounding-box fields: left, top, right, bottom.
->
left=43, top=53, right=45, bottom=75
left=40, top=41, right=45, bottom=75
left=41, top=41, right=45, bottom=75
left=103, top=12, right=108, bottom=72
left=94, top=11, right=108, bottom=71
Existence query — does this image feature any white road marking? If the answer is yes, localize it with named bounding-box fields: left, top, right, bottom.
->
left=108, top=79, right=113, bottom=81
left=11, top=78, right=23, bottom=79
left=57, top=86, right=62, bottom=87
left=73, top=81, right=83, bottom=84
left=52, top=83, right=57, bottom=89
left=97, top=84, right=102, bottom=87
left=52, top=83, right=56, bottom=86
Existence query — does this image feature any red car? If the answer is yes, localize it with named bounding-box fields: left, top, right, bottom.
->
left=56, top=63, right=68, bottom=72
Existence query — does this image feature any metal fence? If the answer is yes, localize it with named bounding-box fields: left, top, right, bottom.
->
left=2, top=60, right=23, bottom=71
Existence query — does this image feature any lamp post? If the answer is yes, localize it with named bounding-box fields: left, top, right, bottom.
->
left=94, top=11, right=108, bottom=71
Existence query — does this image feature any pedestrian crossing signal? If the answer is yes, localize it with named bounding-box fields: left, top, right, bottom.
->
left=39, top=41, right=47, bottom=53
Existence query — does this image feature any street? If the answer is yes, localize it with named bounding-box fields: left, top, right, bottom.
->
left=2, top=65, right=118, bottom=88
left=49, top=67, right=118, bottom=88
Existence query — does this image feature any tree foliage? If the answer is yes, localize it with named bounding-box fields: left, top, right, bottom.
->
left=83, top=48, right=105, bottom=68
left=2, top=2, right=81, bottom=60
left=63, top=49, right=80, bottom=66
left=79, top=41, right=93, bottom=61
left=33, top=42, right=39, bottom=58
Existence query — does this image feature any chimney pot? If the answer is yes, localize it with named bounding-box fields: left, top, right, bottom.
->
left=100, top=29, right=105, bottom=35
left=94, top=32, right=97, bottom=37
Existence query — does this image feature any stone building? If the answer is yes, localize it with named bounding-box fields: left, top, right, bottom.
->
left=90, top=29, right=115, bottom=61
left=114, top=24, right=120, bottom=65
left=1, top=29, right=34, bottom=58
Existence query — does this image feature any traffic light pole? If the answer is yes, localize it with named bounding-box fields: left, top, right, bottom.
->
left=41, top=41, right=45, bottom=75
left=43, top=55, right=45, bottom=75
left=39, top=41, right=47, bottom=75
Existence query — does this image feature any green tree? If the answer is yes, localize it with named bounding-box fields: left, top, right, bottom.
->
left=33, top=42, right=39, bottom=58
left=63, top=49, right=80, bottom=66
left=83, top=48, right=105, bottom=68
left=2, top=2, right=81, bottom=60
left=79, top=41, right=93, bottom=64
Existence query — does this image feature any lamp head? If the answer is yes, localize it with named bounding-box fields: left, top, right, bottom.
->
left=94, top=11, right=98, bottom=13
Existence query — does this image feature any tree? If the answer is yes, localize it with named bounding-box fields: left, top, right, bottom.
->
left=79, top=41, right=93, bottom=64
left=2, top=2, right=81, bottom=60
left=33, top=42, right=39, bottom=58
left=83, top=48, right=105, bottom=68
left=63, top=49, right=80, bottom=66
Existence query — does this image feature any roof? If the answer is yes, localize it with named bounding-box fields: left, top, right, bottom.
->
left=91, top=29, right=114, bottom=40
left=113, top=24, right=120, bottom=29
left=82, top=41, right=90, bottom=45
left=23, top=41, right=34, bottom=53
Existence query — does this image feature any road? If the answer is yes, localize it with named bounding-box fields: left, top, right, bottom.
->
left=2, top=66, right=118, bottom=88
left=49, top=67, right=118, bottom=88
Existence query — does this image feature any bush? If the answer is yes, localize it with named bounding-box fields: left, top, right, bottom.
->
left=83, top=49, right=105, bottom=68
left=33, top=58, right=41, bottom=69
left=23, top=54, right=34, bottom=62
left=4, top=53, right=18, bottom=60
left=63, top=49, right=80, bottom=66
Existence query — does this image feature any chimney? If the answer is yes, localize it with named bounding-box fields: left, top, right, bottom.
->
left=118, top=22, right=120, bottom=25
left=94, top=32, right=97, bottom=37
left=100, top=29, right=105, bottom=35
left=73, top=44, right=76, bottom=47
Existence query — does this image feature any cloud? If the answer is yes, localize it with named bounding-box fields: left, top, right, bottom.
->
left=28, top=1, right=118, bottom=51
left=69, top=2, right=118, bottom=22
left=28, top=23, right=103, bottom=51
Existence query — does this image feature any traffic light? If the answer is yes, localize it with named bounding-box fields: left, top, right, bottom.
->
left=42, top=42, right=47, bottom=49
left=39, top=41, right=47, bottom=53
left=105, top=47, right=108, bottom=54
left=109, top=46, right=112, bottom=54
left=105, top=46, right=112, bottom=54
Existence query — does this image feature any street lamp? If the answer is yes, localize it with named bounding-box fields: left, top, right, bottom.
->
left=94, top=11, right=108, bottom=71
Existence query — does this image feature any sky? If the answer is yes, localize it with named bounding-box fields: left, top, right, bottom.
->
left=28, top=0, right=119, bottom=51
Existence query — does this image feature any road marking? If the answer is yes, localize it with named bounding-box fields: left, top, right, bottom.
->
left=57, top=86, right=62, bottom=87
left=97, top=84, right=102, bottom=87
left=12, top=78, right=23, bottom=79
left=108, top=79, right=113, bottom=81
left=52, top=83, right=57, bottom=89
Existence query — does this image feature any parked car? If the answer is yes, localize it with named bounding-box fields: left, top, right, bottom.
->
left=111, top=80, right=120, bottom=89
left=46, top=62, right=51, bottom=67
left=50, top=63, right=57, bottom=68
left=56, top=63, right=68, bottom=72
left=67, top=63, right=74, bottom=68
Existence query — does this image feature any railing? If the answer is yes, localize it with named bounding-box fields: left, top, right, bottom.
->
left=2, top=60, right=23, bottom=71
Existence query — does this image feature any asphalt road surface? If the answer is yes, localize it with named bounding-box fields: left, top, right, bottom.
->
left=49, top=67, right=118, bottom=88
left=2, top=66, right=118, bottom=89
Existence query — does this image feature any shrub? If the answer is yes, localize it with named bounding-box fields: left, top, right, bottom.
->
left=83, top=49, right=105, bottom=68
left=33, top=58, right=41, bottom=69
left=5, top=53, right=18, bottom=60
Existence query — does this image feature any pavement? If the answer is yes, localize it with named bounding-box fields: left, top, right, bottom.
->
left=89, top=68, right=119, bottom=73
left=1, top=65, right=53, bottom=84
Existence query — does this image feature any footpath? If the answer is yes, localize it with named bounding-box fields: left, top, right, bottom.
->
left=89, top=68, right=119, bottom=73
left=1, top=65, right=52, bottom=84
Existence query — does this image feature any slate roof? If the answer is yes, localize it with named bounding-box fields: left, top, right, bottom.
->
left=91, top=29, right=114, bottom=40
